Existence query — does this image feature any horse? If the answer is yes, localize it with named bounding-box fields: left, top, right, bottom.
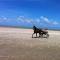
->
left=32, top=26, right=49, bottom=38
left=32, top=26, right=42, bottom=38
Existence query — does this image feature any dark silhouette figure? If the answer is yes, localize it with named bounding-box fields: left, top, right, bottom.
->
left=32, top=26, right=41, bottom=37
left=32, top=26, right=49, bottom=38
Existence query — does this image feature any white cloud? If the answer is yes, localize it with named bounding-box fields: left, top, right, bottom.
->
left=44, top=18, right=49, bottom=23
left=52, top=21, right=59, bottom=25
left=36, top=19, right=40, bottom=23
left=3, top=17, right=7, bottom=20
left=25, top=19, right=31, bottom=23
left=0, top=17, right=9, bottom=22
left=17, top=16, right=25, bottom=22
left=17, top=16, right=41, bottom=24
left=17, top=16, right=59, bottom=27
left=40, top=16, right=50, bottom=23
left=40, top=16, right=59, bottom=25
left=17, top=16, right=33, bottom=24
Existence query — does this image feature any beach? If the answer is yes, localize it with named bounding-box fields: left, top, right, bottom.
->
left=0, top=27, right=60, bottom=60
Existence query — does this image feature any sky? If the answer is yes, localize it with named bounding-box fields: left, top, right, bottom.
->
left=0, top=0, right=60, bottom=29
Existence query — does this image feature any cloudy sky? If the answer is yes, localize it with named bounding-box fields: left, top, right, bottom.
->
left=0, top=0, right=60, bottom=29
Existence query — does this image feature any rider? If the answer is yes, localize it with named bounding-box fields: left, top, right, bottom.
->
left=33, top=26, right=37, bottom=30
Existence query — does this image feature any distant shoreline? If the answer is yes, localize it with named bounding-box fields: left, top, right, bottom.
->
left=0, top=25, right=60, bottom=31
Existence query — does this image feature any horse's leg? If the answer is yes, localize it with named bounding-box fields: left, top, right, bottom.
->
left=36, top=33, right=37, bottom=37
left=39, top=33, right=40, bottom=37
left=32, top=33, right=35, bottom=38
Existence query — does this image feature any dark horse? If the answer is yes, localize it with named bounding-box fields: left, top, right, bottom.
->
left=32, top=26, right=49, bottom=38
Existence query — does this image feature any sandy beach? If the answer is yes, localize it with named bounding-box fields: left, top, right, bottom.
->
left=0, top=27, right=60, bottom=60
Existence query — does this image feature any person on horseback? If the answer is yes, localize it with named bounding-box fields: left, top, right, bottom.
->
left=32, top=26, right=49, bottom=38
left=32, top=25, right=42, bottom=37
left=33, top=26, right=39, bottom=30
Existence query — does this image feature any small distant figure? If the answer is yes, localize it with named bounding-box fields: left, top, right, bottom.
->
left=32, top=26, right=49, bottom=38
